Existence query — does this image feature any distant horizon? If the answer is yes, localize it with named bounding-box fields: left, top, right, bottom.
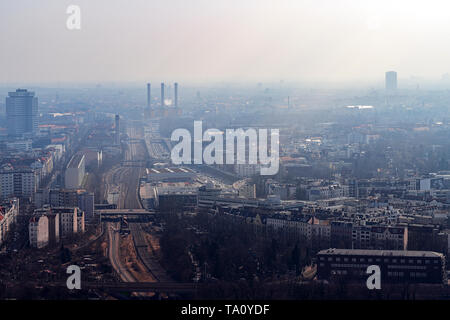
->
left=2, top=76, right=450, bottom=91
left=3, top=1, right=450, bottom=84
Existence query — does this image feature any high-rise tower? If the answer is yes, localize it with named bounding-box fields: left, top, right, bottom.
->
left=385, top=71, right=397, bottom=92
left=6, top=89, right=38, bottom=137
left=161, top=82, right=165, bottom=107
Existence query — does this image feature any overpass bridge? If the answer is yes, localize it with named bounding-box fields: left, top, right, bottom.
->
left=97, top=209, right=156, bottom=222
left=39, top=281, right=199, bottom=294
left=121, top=159, right=148, bottom=167
left=124, top=138, right=145, bottom=143
left=86, top=282, right=198, bottom=293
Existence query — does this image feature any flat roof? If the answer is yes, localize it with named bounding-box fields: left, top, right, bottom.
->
left=148, top=167, right=194, bottom=174
left=68, top=153, right=85, bottom=168
left=317, top=248, right=443, bottom=258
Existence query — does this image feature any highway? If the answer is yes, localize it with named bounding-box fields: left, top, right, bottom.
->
left=128, top=222, right=171, bottom=282
left=107, top=222, right=135, bottom=282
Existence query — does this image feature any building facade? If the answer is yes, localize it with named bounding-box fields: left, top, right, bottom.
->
left=0, top=167, right=38, bottom=199
left=317, top=248, right=446, bottom=284
left=29, top=214, right=49, bottom=248
left=0, top=198, right=19, bottom=246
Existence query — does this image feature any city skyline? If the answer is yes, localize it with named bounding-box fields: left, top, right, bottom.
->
left=4, top=0, right=450, bottom=306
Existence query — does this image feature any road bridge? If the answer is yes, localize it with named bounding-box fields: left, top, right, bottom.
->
left=39, top=281, right=199, bottom=294
left=97, top=209, right=156, bottom=219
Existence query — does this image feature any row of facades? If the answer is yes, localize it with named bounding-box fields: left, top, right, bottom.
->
left=0, top=198, right=19, bottom=246
left=29, top=207, right=85, bottom=248
left=266, top=216, right=408, bottom=250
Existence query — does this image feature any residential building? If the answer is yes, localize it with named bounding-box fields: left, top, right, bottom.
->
left=0, top=198, right=19, bottom=246
left=52, top=207, right=78, bottom=237
left=29, top=214, right=49, bottom=248
left=30, top=207, right=60, bottom=248
left=0, top=166, right=38, bottom=199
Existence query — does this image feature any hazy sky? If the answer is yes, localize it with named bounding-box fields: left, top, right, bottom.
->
left=2, top=0, right=450, bottom=85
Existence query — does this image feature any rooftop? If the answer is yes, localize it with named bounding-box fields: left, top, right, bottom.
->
left=67, top=153, right=85, bottom=169
left=147, top=167, right=194, bottom=174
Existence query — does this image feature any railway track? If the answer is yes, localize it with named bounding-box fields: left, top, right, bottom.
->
left=105, top=124, right=172, bottom=292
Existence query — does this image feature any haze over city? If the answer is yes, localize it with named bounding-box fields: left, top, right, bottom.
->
left=3, top=0, right=450, bottom=85
left=5, top=0, right=450, bottom=311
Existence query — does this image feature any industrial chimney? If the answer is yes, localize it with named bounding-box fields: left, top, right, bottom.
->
left=174, top=82, right=178, bottom=108
left=147, top=83, right=151, bottom=109
left=115, top=114, right=120, bottom=145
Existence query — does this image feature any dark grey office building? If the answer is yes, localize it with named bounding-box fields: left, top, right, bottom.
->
left=317, top=248, right=446, bottom=284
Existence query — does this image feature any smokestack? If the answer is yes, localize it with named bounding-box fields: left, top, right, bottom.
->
left=161, top=82, right=165, bottom=107
left=115, top=114, right=120, bottom=145
left=174, top=82, right=178, bottom=108
left=147, top=83, right=151, bottom=109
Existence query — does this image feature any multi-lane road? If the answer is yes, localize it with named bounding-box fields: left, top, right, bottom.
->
left=128, top=222, right=171, bottom=282
left=107, top=222, right=135, bottom=282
